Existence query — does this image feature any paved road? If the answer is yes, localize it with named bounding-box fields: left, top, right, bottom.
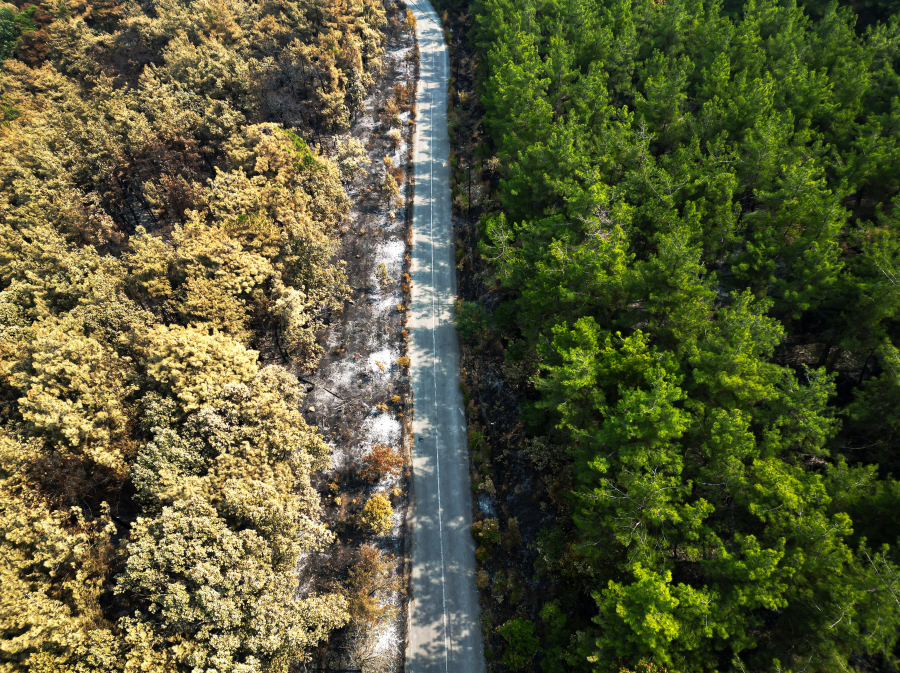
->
left=406, top=3, right=485, bottom=673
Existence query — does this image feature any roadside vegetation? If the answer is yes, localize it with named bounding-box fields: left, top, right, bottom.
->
left=440, top=0, right=900, bottom=670
left=0, top=0, right=416, bottom=671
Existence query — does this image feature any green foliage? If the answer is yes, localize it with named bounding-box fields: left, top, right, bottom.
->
left=334, top=137, right=369, bottom=183
left=0, top=490, right=119, bottom=671
left=846, top=340, right=900, bottom=468
left=142, top=325, right=258, bottom=415
left=8, top=324, right=136, bottom=473
left=382, top=171, right=402, bottom=206
left=472, top=517, right=501, bottom=545
left=0, top=7, right=35, bottom=60
left=468, top=427, right=485, bottom=455
left=497, top=618, right=539, bottom=670
left=504, top=517, right=522, bottom=549
left=454, top=299, right=492, bottom=341
left=468, top=0, right=900, bottom=669
left=278, top=127, right=323, bottom=172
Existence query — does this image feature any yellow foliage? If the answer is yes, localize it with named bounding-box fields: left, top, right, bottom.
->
left=0, top=487, right=119, bottom=671
left=117, top=498, right=348, bottom=671
left=359, top=493, right=393, bottom=535
left=0, top=0, right=389, bottom=667
left=141, top=324, right=258, bottom=414
left=7, top=325, right=136, bottom=474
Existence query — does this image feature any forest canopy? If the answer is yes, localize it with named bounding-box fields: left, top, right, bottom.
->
left=0, top=0, right=391, bottom=671
left=460, top=0, right=900, bottom=670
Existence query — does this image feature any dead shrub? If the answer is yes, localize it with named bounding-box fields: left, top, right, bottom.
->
left=389, top=166, right=405, bottom=184
left=394, top=82, right=414, bottom=110
left=348, top=544, right=401, bottom=624
left=360, top=444, right=404, bottom=483
left=505, top=517, right=522, bottom=550
left=347, top=545, right=401, bottom=670
left=376, top=262, right=392, bottom=294
left=381, top=97, right=401, bottom=127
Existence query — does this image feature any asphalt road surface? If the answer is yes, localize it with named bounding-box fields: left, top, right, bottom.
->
left=405, top=2, right=486, bottom=673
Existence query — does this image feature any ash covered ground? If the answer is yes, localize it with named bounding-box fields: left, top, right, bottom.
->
left=293, top=5, right=418, bottom=671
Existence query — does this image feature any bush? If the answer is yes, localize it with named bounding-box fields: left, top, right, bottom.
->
left=404, top=9, right=417, bottom=34
left=468, top=427, right=485, bottom=454
left=382, top=172, right=402, bottom=206
left=479, top=477, right=497, bottom=498
left=376, top=262, right=392, bottom=294
left=497, top=619, right=539, bottom=671
left=359, top=493, right=393, bottom=535
left=360, top=445, right=403, bottom=483
left=472, top=518, right=500, bottom=545
left=453, top=300, right=491, bottom=341
left=522, top=435, right=563, bottom=471
left=504, top=517, right=522, bottom=550
left=335, top=137, right=368, bottom=183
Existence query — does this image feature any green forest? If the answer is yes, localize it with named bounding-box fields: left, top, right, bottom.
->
left=0, top=0, right=400, bottom=671
left=446, top=0, right=900, bottom=670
